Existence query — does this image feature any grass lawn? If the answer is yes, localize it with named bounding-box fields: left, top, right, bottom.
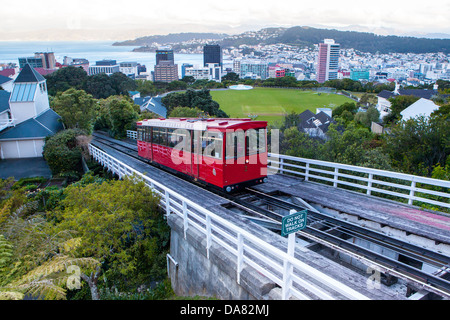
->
left=210, top=87, right=355, bottom=124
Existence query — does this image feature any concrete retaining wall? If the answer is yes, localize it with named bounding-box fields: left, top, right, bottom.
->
left=167, top=214, right=281, bottom=300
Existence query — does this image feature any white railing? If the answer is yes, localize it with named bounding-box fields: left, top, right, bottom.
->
left=88, top=143, right=369, bottom=300
left=270, top=154, right=450, bottom=211
left=126, top=130, right=137, bottom=140
left=126, top=130, right=449, bottom=211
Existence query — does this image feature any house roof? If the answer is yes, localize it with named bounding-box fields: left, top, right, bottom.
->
left=0, top=91, right=10, bottom=114
left=0, top=75, right=12, bottom=86
left=14, top=64, right=46, bottom=83
left=400, top=98, right=440, bottom=121
left=377, top=89, right=438, bottom=100
left=0, top=108, right=63, bottom=140
left=297, top=109, right=335, bottom=132
left=142, top=96, right=167, bottom=118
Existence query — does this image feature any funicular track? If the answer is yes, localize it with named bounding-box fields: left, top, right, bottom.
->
left=91, top=132, right=450, bottom=299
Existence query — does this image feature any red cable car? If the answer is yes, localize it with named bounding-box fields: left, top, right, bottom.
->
left=136, top=118, right=268, bottom=192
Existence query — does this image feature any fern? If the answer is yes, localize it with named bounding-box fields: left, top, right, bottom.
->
left=5, top=255, right=100, bottom=300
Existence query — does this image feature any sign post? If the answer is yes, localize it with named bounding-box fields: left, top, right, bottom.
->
left=281, top=209, right=308, bottom=300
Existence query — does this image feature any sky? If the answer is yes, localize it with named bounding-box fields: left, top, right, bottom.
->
left=1, top=0, right=449, bottom=41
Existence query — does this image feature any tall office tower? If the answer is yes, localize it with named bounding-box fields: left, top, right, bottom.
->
left=153, top=60, right=179, bottom=83
left=35, top=52, right=56, bottom=69
left=316, top=39, right=340, bottom=83
left=154, top=47, right=178, bottom=83
left=203, top=44, right=222, bottom=71
left=156, top=47, right=175, bottom=65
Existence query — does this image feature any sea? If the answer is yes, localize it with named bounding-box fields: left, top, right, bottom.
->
left=0, top=40, right=206, bottom=74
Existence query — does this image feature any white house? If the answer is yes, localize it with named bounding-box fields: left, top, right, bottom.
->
left=400, top=98, right=440, bottom=121
left=0, top=64, right=64, bottom=159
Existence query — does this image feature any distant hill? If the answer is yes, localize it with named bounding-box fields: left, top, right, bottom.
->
left=269, top=26, right=450, bottom=53
left=112, top=32, right=228, bottom=46
left=114, top=26, right=450, bottom=54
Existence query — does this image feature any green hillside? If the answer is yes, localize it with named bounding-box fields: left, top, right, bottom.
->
left=210, top=87, right=354, bottom=124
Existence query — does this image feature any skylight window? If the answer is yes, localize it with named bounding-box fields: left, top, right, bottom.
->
left=10, top=83, right=36, bottom=102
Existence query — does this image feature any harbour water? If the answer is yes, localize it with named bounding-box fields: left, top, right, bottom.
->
left=0, top=40, right=204, bottom=74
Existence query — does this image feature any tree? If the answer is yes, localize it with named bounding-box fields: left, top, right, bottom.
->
left=383, top=116, right=449, bottom=176
left=168, top=106, right=205, bottom=118
left=82, top=73, right=116, bottom=99
left=221, top=72, right=239, bottom=82
left=135, top=79, right=157, bottom=96
left=332, top=102, right=358, bottom=119
left=96, top=96, right=138, bottom=138
left=354, top=106, right=380, bottom=128
left=54, top=174, right=168, bottom=293
left=43, top=129, right=86, bottom=176
left=383, top=95, right=420, bottom=124
left=51, top=88, right=97, bottom=134
left=0, top=202, right=99, bottom=300
left=45, top=66, right=88, bottom=96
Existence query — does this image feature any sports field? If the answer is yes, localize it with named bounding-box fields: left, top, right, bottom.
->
left=210, top=87, right=354, bottom=124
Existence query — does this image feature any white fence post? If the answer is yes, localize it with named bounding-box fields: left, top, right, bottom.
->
left=409, top=180, right=416, bottom=205
left=367, top=173, right=373, bottom=195
left=183, top=201, right=188, bottom=239
left=237, top=233, right=243, bottom=285
left=333, top=167, right=339, bottom=187
left=206, top=215, right=211, bottom=259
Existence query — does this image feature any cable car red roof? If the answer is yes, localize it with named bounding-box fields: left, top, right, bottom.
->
left=137, top=118, right=267, bottom=131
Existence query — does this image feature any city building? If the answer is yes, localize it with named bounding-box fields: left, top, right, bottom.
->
left=18, top=52, right=56, bottom=70
left=153, top=47, right=178, bottom=83
left=88, top=60, right=120, bottom=76
left=34, top=52, right=56, bottom=69
left=156, top=47, right=175, bottom=65
left=18, top=57, right=43, bottom=69
left=350, top=69, right=369, bottom=81
left=240, top=60, right=269, bottom=80
left=0, top=64, right=64, bottom=159
left=184, top=63, right=222, bottom=82
left=316, top=39, right=340, bottom=83
left=268, top=65, right=286, bottom=78
left=203, top=44, right=222, bottom=71
left=181, top=63, right=193, bottom=79
left=62, top=56, right=89, bottom=73
left=119, top=62, right=139, bottom=78
left=153, top=60, right=178, bottom=83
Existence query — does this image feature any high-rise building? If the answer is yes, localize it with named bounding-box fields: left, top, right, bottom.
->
left=35, top=52, right=56, bottom=69
left=18, top=52, right=56, bottom=69
left=156, top=47, right=175, bottom=65
left=153, top=61, right=178, bottom=83
left=203, top=45, right=222, bottom=71
left=316, top=39, right=340, bottom=83
left=153, top=47, right=178, bottom=83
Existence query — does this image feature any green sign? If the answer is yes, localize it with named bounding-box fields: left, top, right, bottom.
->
left=281, top=210, right=307, bottom=237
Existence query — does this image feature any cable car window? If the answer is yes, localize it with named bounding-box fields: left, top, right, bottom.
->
left=160, top=128, right=168, bottom=146
left=203, top=131, right=223, bottom=159
left=167, top=128, right=177, bottom=148
left=245, top=128, right=266, bottom=155
left=174, top=129, right=190, bottom=152
left=226, top=130, right=245, bottom=159
left=258, top=128, right=266, bottom=153
left=137, top=126, right=144, bottom=141
left=152, top=127, right=160, bottom=145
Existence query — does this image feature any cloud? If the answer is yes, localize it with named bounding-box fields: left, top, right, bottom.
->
left=1, top=0, right=449, bottom=40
